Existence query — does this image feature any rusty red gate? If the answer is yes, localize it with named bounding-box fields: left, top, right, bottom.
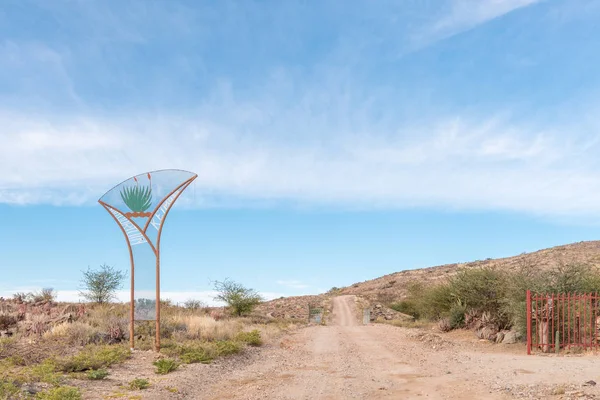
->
left=526, top=290, right=600, bottom=355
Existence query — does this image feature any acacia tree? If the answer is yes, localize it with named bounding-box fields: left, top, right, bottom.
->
left=79, top=264, right=125, bottom=304
left=213, top=279, right=263, bottom=316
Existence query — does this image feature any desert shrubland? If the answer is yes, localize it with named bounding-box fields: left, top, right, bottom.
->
left=389, top=262, right=600, bottom=338
left=0, top=285, right=297, bottom=399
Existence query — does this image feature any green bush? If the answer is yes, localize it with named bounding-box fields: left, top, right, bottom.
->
left=415, top=283, right=454, bottom=320
left=28, top=360, right=63, bottom=385
left=451, top=268, right=505, bottom=310
left=389, top=301, right=420, bottom=319
left=0, top=381, right=20, bottom=399
left=448, top=303, right=467, bottom=329
left=86, top=369, right=109, bottom=380
left=213, top=279, right=263, bottom=316
left=57, top=345, right=130, bottom=372
left=216, top=340, right=241, bottom=356
left=235, top=330, right=263, bottom=346
left=36, top=386, right=82, bottom=400
left=165, top=343, right=214, bottom=364
left=153, top=358, right=179, bottom=375
left=128, top=378, right=150, bottom=390
left=396, top=262, right=600, bottom=335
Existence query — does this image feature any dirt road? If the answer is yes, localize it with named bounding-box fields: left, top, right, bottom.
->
left=91, top=296, right=600, bottom=399
left=203, top=296, right=509, bottom=399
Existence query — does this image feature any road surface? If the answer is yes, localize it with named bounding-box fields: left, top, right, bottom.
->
left=203, top=296, right=508, bottom=399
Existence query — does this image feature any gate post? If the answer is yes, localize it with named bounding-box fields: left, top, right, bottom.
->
left=526, top=290, right=532, bottom=355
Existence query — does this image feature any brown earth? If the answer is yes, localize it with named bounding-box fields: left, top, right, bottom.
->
left=255, top=295, right=329, bottom=321
left=251, top=241, right=600, bottom=324
left=338, top=240, right=600, bottom=304
left=79, top=296, right=600, bottom=399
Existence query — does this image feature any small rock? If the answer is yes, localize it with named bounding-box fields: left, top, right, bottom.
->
left=495, top=331, right=505, bottom=343
left=502, top=331, right=518, bottom=344
left=21, top=385, right=39, bottom=395
left=584, top=380, right=596, bottom=386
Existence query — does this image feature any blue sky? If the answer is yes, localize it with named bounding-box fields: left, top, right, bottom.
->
left=2, top=0, right=600, bottom=304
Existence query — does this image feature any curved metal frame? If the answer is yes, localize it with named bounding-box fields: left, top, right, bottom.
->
left=98, top=170, right=197, bottom=351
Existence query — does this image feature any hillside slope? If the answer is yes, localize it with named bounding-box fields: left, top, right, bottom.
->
left=256, top=241, right=600, bottom=318
left=337, top=240, right=600, bottom=304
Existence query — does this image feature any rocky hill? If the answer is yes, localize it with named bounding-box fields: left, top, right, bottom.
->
left=257, top=241, right=600, bottom=318
left=337, top=240, right=600, bottom=304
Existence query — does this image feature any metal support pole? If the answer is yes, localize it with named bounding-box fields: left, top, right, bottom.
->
left=155, top=254, right=161, bottom=352
left=526, top=290, right=532, bottom=355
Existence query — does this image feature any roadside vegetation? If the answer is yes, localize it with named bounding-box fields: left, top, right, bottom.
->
left=0, top=266, right=294, bottom=399
left=389, top=262, right=600, bottom=338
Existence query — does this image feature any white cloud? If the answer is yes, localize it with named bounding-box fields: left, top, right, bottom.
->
left=412, top=0, right=541, bottom=48
left=3, top=106, right=600, bottom=218
left=3, top=0, right=599, bottom=221
left=0, top=289, right=287, bottom=306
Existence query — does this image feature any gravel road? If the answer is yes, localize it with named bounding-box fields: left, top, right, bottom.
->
left=82, top=295, right=600, bottom=399
left=204, top=296, right=508, bottom=399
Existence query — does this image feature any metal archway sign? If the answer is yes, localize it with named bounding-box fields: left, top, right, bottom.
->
left=99, top=169, right=197, bottom=351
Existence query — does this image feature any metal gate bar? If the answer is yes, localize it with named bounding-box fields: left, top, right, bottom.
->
left=527, top=290, right=599, bottom=355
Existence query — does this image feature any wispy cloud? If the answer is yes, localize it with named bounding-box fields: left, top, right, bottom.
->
left=412, top=0, right=541, bottom=48
left=3, top=105, right=600, bottom=218
left=3, top=0, right=600, bottom=220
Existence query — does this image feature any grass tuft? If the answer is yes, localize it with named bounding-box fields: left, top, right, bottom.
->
left=235, top=330, right=262, bottom=346
left=128, top=378, right=150, bottom=390
left=57, top=345, right=130, bottom=373
left=87, top=369, right=109, bottom=380
left=36, top=386, right=82, bottom=400
left=153, top=358, right=179, bottom=375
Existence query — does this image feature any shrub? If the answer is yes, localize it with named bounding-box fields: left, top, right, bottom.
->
left=501, top=261, right=600, bottom=337
left=448, top=303, right=467, bottom=330
left=397, top=261, right=600, bottom=336
left=165, top=343, right=214, bottom=364
left=57, top=345, right=130, bottom=372
left=170, top=315, right=241, bottom=341
left=87, top=369, right=109, bottom=380
left=128, top=378, right=150, bottom=390
left=28, top=359, right=63, bottom=385
left=215, top=340, right=241, bottom=356
left=0, top=314, right=18, bottom=330
left=235, top=330, right=262, bottom=346
left=153, top=358, right=179, bottom=375
left=0, top=381, right=20, bottom=399
left=416, top=283, right=454, bottom=320
left=448, top=268, right=507, bottom=321
left=161, top=299, right=173, bottom=307
left=36, top=288, right=56, bottom=303
left=438, top=318, right=452, bottom=332
left=12, top=292, right=28, bottom=303
left=79, top=264, right=126, bottom=304
left=184, top=299, right=204, bottom=310
left=389, top=301, right=420, bottom=319
left=44, top=322, right=100, bottom=346
left=36, top=386, right=82, bottom=400
left=213, top=279, right=263, bottom=317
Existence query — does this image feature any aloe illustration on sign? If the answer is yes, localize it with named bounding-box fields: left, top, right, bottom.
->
left=120, top=173, right=153, bottom=217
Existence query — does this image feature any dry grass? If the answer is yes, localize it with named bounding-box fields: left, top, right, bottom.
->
left=171, top=314, right=243, bottom=341
left=44, top=322, right=100, bottom=345
left=385, top=319, right=433, bottom=329
left=0, top=299, right=293, bottom=397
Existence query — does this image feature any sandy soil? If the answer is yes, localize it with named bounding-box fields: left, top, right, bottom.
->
left=80, top=296, right=600, bottom=399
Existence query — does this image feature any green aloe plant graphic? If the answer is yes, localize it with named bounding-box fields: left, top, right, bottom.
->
left=120, top=185, right=153, bottom=213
